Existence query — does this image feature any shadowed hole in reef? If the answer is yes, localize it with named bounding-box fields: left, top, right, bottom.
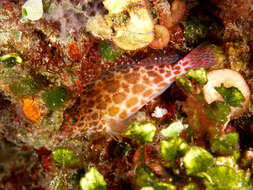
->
left=231, top=115, right=253, bottom=150
left=0, top=93, right=11, bottom=110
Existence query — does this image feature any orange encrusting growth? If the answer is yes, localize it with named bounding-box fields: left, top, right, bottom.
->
left=22, top=97, right=41, bottom=123
left=57, top=43, right=218, bottom=138
left=149, top=25, right=170, bottom=49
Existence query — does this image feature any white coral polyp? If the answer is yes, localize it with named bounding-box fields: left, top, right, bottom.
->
left=22, top=0, right=43, bottom=21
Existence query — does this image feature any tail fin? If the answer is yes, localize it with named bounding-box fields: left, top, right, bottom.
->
left=178, top=42, right=224, bottom=69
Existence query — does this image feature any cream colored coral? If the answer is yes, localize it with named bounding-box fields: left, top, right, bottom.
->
left=103, top=0, right=143, bottom=13
left=203, top=69, right=250, bottom=118
left=112, top=7, right=154, bottom=50
left=86, top=0, right=154, bottom=50
left=22, top=0, right=43, bottom=21
left=86, top=14, right=113, bottom=40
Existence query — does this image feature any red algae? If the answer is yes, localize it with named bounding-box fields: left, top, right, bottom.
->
left=210, top=0, right=253, bottom=39
left=67, top=42, right=82, bottom=61
left=154, top=0, right=186, bottom=29
left=182, top=96, right=221, bottom=145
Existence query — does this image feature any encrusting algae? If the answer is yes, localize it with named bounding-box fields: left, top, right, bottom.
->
left=22, top=97, right=42, bottom=123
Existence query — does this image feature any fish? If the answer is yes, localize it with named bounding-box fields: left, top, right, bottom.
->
left=57, top=42, right=218, bottom=138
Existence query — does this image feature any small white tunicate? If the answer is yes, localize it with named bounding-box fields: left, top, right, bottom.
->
left=22, top=0, right=43, bottom=21
left=151, top=106, right=168, bottom=118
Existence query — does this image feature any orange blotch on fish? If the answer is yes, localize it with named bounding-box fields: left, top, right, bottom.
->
left=86, top=89, right=98, bottom=97
left=173, top=70, right=181, bottom=75
left=174, top=65, right=181, bottom=70
left=153, top=75, right=164, bottom=83
left=114, top=74, right=121, bottom=80
left=146, top=66, right=154, bottom=70
left=96, top=80, right=104, bottom=88
left=143, top=89, right=154, bottom=98
left=105, top=81, right=120, bottom=93
left=131, top=106, right=139, bottom=113
left=121, top=68, right=130, bottom=74
left=143, top=75, right=152, bottom=85
left=122, top=82, right=130, bottom=93
left=91, top=113, right=99, bottom=120
left=124, top=73, right=140, bottom=84
left=159, top=68, right=165, bottom=73
left=140, top=69, right=145, bottom=74
left=95, top=95, right=103, bottom=103
left=132, top=84, right=146, bottom=94
left=112, top=92, right=127, bottom=104
left=87, top=100, right=96, bottom=108
left=119, top=110, right=127, bottom=119
left=104, top=95, right=112, bottom=103
left=165, top=71, right=171, bottom=77
left=96, top=102, right=107, bottom=109
left=108, top=106, right=120, bottom=116
left=182, top=61, right=189, bottom=66
left=159, top=82, right=168, bottom=87
left=126, top=97, right=139, bottom=108
left=133, top=67, right=140, bottom=72
left=170, top=77, right=176, bottom=82
left=147, top=71, right=159, bottom=78
left=91, top=121, right=99, bottom=127
left=22, top=97, right=41, bottom=122
left=141, top=99, right=146, bottom=104
left=104, top=74, right=114, bottom=83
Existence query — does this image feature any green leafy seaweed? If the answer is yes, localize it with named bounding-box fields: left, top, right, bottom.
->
left=183, top=146, right=214, bottom=176
left=123, top=122, right=157, bottom=143
left=42, top=86, right=68, bottom=111
left=52, top=148, right=80, bottom=167
left=160, top=120, right=185, bottom=138
left=9, top=77, right=40, bottom=97
left=175, top=76, right=193, bottom=93
left=205, top=101, right=230, bottom=125
left=80, top=167, right=107, bottom=190
left=154, top=182, right=175, bottom=190
left=136, top=166, right=175, bottom=190
left=185, top=68, right=207, bottom=84
left=160, top=137, right=188, bottom=162
left=183, top=183, right=197, bottom=190
left=98, top=40, right=123, bottom=61
left=136, top=166, right=156, bottom=187
left=211, top=133, right=239, bottom=155
left=215, top=84, right=245, bottom=108
left=204, top=166, right=248, bottom=190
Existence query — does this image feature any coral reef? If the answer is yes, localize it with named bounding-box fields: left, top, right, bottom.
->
left=0, top=0, right=252, bottom=189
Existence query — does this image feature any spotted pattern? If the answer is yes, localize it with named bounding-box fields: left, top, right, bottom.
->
left=58, top=43, right=217, bottom=138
